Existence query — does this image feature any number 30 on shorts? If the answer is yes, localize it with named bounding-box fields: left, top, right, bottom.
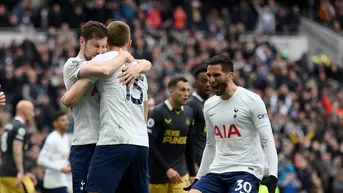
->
left=234, top=179, right=252, bottom=193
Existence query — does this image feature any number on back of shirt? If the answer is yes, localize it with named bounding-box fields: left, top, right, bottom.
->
left=1, top=131, right=8, bottom=153
left=234, top=179, right=252, bottom=193
left=126, top=76, right=144, bottom=105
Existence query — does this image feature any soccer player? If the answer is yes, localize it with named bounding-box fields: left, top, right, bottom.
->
left=37, top=111, right=70, bottom=193
left=186, top=55, right=278, bottom=193
left=62, top=21, right=137, bottom=193
left=186, top=66, right=211, bottom=170
left=0, top=91, right=5, bottom=108
left=64, top=21, right=151, bottom=193
left=0, top=100, right=36, bottom=193
left=148, top=76, right=196, bottom=193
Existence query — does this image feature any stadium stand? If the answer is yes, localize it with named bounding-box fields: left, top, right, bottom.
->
left=0, top=0, right=343, bottom=193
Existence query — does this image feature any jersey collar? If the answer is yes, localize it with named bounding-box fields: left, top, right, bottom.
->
left=192, top=92, right=204, bottom=102
left=14, top=116, right=25, bottom=124
left=164, top=100, right=184, bottom=111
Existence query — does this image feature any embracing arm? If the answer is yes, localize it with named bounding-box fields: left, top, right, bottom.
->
left=78, top=51, right=133, bottom=78
left=61, top=79, right=92, bottom=107
left=136, top=59, right=152, bottom=73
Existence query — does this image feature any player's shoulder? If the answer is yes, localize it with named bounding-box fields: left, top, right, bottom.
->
left=183, top=105, right=193, bottom=115
left=187, top=95, right=197, bottom=104
left=45, top=131, right=59, bottom=142
left=6, top=120, right=27, bottom=138
left=11, top=120, right=26, bottom=130
left=64, top=57, right=85, bottom=68
left=153, top=103, right=166, bottom=112
left=204, top=95, right=221, bottom=110
left=238, top=87, right=263, bottom=103
left=93, top=51, right=119, bottom=62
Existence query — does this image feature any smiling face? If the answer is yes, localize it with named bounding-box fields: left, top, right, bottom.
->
left=207, top=64, right=233, bottom=96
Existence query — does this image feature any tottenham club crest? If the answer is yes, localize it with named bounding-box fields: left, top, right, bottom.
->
left=233, top=107, right=238, bottom=118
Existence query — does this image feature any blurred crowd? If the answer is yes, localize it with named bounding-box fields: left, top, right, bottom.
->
left=314, top=0, right=343, bottom=34
left=1, top=0, right=343, bottom=193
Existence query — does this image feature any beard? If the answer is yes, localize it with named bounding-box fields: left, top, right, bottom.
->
left=212, top=81, right=227, bottom=96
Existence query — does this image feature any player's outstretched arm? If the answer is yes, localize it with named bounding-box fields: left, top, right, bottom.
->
left=61, top=79, right=91, bottom=107
left=0, top=91, right=5, bottom=108
left=78, top=50, right=134, bottom=78
left=251, top=96, right=278, bottom=193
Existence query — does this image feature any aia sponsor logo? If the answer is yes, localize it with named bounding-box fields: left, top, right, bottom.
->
left=214, top=124, right=241, bottom=138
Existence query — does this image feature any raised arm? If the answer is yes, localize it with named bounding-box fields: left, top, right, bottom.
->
left=61, top=79, right=92, bottom=107
left=78, top=50, right=134, bottom=78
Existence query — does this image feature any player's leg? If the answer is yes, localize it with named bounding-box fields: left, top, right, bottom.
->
left=191, top=173, right=225, bottom=193
left=227, top=172, right=260, bottom=193
left=149, top=183, right=169, bottom=193
left=0, top=177, right=14, bottom=193
left=168, top=173, right=190, bottom=193
left=126, top=145, right=150, bottom=193
left=22, top=176, right=35, bottom=193
left=69, top=144, right=96, bottom=193
left=86, top=144, right=137, bottom=193
left=0, top=176, right=27, bottom=193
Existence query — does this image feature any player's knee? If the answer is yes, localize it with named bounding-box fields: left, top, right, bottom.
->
left=189, top=189, right=202, bottom=193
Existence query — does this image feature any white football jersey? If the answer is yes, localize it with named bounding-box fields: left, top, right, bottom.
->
left=197, top=87, right=272, bottom=180
left=63, top=57, right=100, bottom=145
left=37, top=131, right=70, bottom=189
left=91, top=51, right=149, bottom=147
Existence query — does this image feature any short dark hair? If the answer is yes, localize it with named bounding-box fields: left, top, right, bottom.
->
left=204, top=54, right=234, bottom=72
left=81, top=21, right=108, bottom=41
left=193, top=65, right=207, bottom=79
left=107, top=21, right=131, bottom=47
left=168, top=76, right=188, bottom=89
left=53, top=111, right=67, bottom=121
